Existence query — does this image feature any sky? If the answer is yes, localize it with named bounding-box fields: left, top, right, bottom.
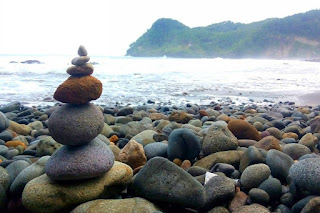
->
left=0, top=0, right=320, bottom=56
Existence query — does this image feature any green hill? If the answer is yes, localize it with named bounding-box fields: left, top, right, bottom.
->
left=126, top=10, right=320, bottom=59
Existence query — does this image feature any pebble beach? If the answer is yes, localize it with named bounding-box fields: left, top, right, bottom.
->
left=1, top=47, right=320, bottom=213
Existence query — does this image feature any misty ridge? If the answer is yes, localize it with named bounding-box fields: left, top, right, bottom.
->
left=126, top=9, right=320, bottom=59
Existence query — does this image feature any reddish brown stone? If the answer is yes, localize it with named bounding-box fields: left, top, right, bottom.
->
left=66, top=63, right=94, bottom=76
left=109, top=135, right=119, bottom=143
left=254, top=135, right=281, bottom=151
left=283, top=132, right=299, bottom=140
left=133, top=165, right=143, bottom=175
left=228, top=119, right=261, bottom=141
left=118, top=139, right=147, bottom=169
left=169, top=111, right=193, bottom=124
left=149, top=113, right=168, bottom=121
left=54, top=75, right=102, bottom=104
left=228, top=191, right=248, bottom=212
left=173, top=158, right=182, bottom=166
left=181, top=160, right=192, bottom=170
left=199, top=110, right=209, bottom=117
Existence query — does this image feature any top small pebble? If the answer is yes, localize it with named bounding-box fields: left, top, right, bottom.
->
left=78, top=45, right=88, bottom=56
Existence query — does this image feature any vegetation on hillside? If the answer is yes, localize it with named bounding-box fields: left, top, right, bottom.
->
left=126, top=10, right=320, bottom=58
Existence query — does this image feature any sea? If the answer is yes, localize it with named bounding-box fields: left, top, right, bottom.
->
left=0, top=55, right=319, bottom=107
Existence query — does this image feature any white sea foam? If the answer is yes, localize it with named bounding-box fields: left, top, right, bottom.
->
left=0, top=55, right=319, bottom=106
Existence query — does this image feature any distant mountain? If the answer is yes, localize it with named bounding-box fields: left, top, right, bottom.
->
left=126, top=10, right=320, bottom=59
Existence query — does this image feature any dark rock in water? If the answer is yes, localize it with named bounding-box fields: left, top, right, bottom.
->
left=289, top=158, right=320, bottom=195
left=266, top=149, right=294, bottom=182
left=144, top=142, right=168, bottom=159
left=20, top=60, right=43, bottom=64
left=45, top=138, right=114, bottom=181
left=0, top=101, right=21, bottom=113
left=167, top=128, right=201, bottom=161
left=49, top=103, right=104, bottom=145
left=203, top=175, right=235, bottom=209
left=131, top=157, right=205, bottom=209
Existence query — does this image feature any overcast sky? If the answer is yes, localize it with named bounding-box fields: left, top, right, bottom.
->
left=0, top=0, right=319, bottom=56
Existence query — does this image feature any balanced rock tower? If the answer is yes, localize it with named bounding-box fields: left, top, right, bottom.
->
left=45, top=45, right=114, bottom=180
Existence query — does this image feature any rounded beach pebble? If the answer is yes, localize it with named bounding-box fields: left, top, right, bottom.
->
left=167, top=128, right=201, bottom=160
left=54, top=75, right=102, bottom=104
left=289, top=158, right=320, bottom=195
left=228, top=119, right=261, bottom=141
left=240, top=163, right=271, bottom=191
left=49, top=103, right=104, bottom=145
left=66, top=64, right=94, bottom=76
left=45, top=138, right=114, bottom=181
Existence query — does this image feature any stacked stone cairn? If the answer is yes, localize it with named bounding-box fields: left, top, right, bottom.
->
left=44, top=45, right=114, bottom=181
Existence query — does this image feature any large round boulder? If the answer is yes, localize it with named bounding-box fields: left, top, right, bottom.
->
left=130, top=157, right=205, bottom=209
left=48, top=103, right=104, bottom=145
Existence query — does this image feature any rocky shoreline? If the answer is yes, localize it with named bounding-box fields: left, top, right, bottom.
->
left=1, top=46, right=320, bottom=213
left=0, top=98, right=320, bottom=212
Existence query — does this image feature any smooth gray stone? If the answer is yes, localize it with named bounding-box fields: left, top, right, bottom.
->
left=131, top=157, right=205, bottom=209
left=78, top=45, right=88, bottom=56
left=10, top=156, right=50, bottom=195
left=71, top=56, right=90, bottom=66
left=289, top=158, right=320, bottom=195
left=0, top=112, right=9, bottom=132
left=266, top=149, right=294, bottom=182
left=5, top=160, right=31, bottom=185
left=167, top=128, right=201, bottom=160
left=45, top=138, right=114, bottom=181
